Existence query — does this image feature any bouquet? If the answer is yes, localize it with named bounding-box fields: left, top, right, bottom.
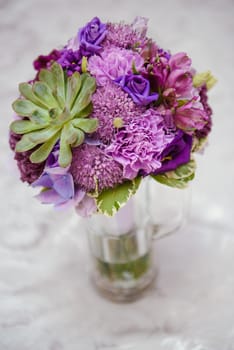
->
left=9, top=17, right=216, bottom=217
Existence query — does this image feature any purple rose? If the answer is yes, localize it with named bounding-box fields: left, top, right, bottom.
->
left=154, top=130, right=192, bottom=174
left=115, top=74, right=159, bottom=106
left=78, top=17, right=107, bottom=56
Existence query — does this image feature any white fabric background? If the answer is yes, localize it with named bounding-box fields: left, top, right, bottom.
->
left=0, top=0, right=234, bottom=349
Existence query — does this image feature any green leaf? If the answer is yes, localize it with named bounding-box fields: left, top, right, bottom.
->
left=12, top=99, right=49, bottom=119
left=58, top=126, right=72, bottom=168
left=71, top=128, right=85, bottom=147
left=39, top=69, right=56, bottom=91
left=19, top=83, right=49, bottom=109
left=62, top=122, right=82, bottom=145
left=72, top=118, right=98, bottom=133
left=10, top=120, right=47, bottom=134
left=15, top=134, right=37, bottom=152
left=71, top=74, right=96, bottom=117
left=96, top=177, right=142, bottom=216
left=73, top=102, right=93, bottom=118
left=151, top=159, right=196, bottom=189
left=33, top=82, right=59, bottom=109
left=193, top=70, right=217, bottom=90
left=27, top=125, right=61, bottom=144
left=29, top=131, right=60, bottom=163
left=66, top=72, right=81, bottom=109
left=51, top=63, right=65, bottom=108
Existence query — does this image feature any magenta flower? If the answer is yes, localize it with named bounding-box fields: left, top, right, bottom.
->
left=106, top=109, right=173, bottom=179
left=78, top=17, right=107, bottom=56
left=33, top=49, right=61, bottom=71
left=115, top=74, right=159, bottom=106
left=88, top=47, right=144, bottom=86
left=174, top=100, right=208, bottom=133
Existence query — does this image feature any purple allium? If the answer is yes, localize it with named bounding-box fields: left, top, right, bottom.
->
left=70, top=144, right=124, bottom=193
left=106, top=109, right=173, bottom=179
left=115, top=74, right=159, bottom=106
left=195, top=86, right=213, bottom=139
left=78, top=17, right=107, bottom=56
left=154, top=130, right=192, bottom=174
left=33, top=49, right=61, bottom=71
left=88, top=47, right=144, bottom=86
left=57, top=49, right=82, bottom=76
left=103, top=21, right=146, bottom=49
left=91, top=81, right=144, bottom=143
left=9, top=131, right=45, bottom=184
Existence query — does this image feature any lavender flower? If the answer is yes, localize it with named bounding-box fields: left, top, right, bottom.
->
left=70, top=144, right=124, bottom=193
left=115, top=74, right=159, bottom=106
left=106, top=109, right=173, bottom=179
left=88, top=47, right=144, bottom=86
left=91, top=81, right=144, bottom=142
left=104, top=20, right=146, bottom=49
left=78, top=17, right=107, bottom=56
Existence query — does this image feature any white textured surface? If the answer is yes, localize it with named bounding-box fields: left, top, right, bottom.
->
left=1, top=0, right=234, bottom=349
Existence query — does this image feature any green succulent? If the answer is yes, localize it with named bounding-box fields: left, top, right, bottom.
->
left=10, top=62, right=98, bottom=167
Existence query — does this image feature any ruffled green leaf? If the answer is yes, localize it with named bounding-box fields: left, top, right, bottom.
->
left=66, top=72, right=81, bottom=109
left=10, top=120, right=47, bottom=134
left=96, top=177, right=142, bottom=216
left=33, top=81, right=59, bottom=109
left=151, top=159, right=196, bottom=189
left=72, top=118, right=98, bottom=133
left=30, top=131, right=60, bottom=164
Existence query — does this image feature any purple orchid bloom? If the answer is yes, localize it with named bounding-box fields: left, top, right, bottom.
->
left=78, top=17, right=107, bottom=56
left=115, top=74, right=159, bottom=106
left=154, top=130, right=193, bottom=174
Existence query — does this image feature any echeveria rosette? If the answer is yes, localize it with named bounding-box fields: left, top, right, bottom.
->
left=78, top=17, right=107, bottom=56
left=115, top=74, right=159, bottom=106
left=10, top=62, right=98, bottom=168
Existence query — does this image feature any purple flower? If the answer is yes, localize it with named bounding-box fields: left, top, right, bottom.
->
left=78, top=17, right=107, bottom=56
left=106, top=109, right=173, bottom=179
left=91, top=81, right=144, bottom=142
left=154, top=130, right=192, bottom=174
left=115, top=74, right=159, bottom=106
left=70, top=144, right=124, bottom=193
left=9, top=131, right=45, bottom=184
left=57, top=49, right=82, bottom=76
left=195, top=86, right=213, bottom=139
left=33, top=49, right=61, bottom=71
left=88, top=47, right=144, bottom=86
left=32, top=171, right=75, bottom=207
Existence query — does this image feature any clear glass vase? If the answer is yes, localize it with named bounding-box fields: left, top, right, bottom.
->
left=85, top=179, right=190, bottom=302
left=148, top=178, right=191, bottom=239
left=85, top=180, right=155, bottom=302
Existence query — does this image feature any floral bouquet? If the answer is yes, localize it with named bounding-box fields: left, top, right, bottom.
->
left=9, top=16, right=216, bottom=218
